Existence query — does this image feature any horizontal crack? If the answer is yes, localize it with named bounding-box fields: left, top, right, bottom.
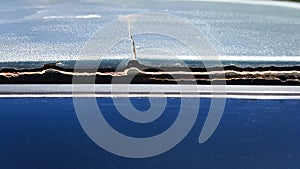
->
left=0, top=61, right=300, bottom=85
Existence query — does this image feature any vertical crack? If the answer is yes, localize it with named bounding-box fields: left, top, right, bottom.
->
left=128, top=27, right=137, bottom=60
left=122, top=16, right=137, bottom=60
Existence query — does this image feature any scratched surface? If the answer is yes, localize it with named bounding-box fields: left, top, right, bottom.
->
left=0, top=1, right=300, bottom=68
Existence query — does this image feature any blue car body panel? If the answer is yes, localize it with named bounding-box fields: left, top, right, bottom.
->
left=1, top=0, right=300, bottom=168
left=1, top=98, right=300, bottom=169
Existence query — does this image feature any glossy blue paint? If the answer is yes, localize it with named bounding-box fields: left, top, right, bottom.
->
left=0, top=98, right=300, bottom=168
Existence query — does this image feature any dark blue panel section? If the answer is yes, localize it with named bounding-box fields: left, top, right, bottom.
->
left=0, top=98, right=300, bottom=169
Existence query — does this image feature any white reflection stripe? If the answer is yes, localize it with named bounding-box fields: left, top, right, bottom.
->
left=0, top=84, right=300, bottom=99
left=162, top=0, right=300, bottom=10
